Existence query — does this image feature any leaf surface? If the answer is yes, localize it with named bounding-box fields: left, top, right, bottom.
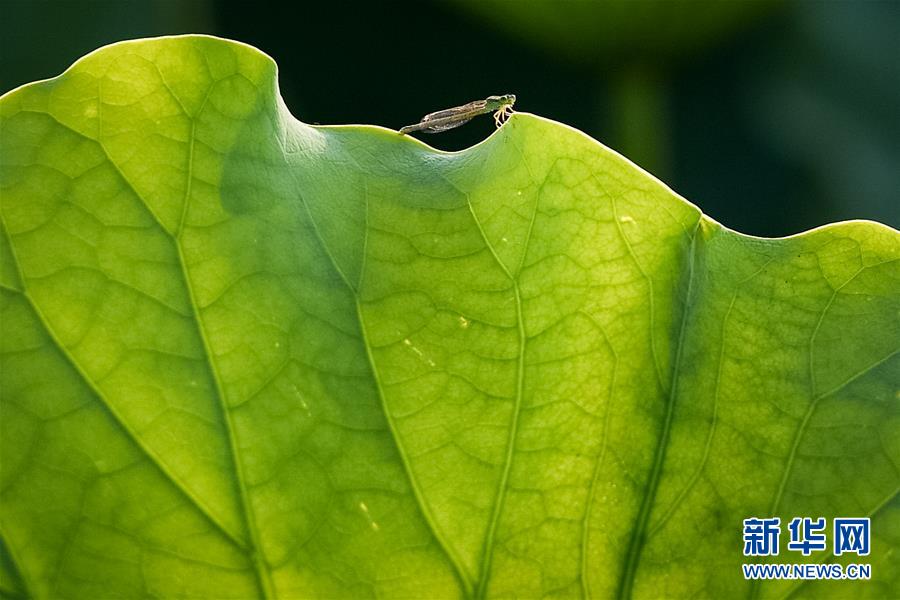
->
left=1, top=36, right=898, bottom=599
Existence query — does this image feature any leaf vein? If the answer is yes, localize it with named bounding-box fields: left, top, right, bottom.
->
left=292, top=177, right=475, bottom=594
left=0, top=216, right=248, bottom=554
left=578, top=311, right=620, bottom=600
left=616, top=219, right=701, bottom=599
left=464, top=186, right=534, bottom=599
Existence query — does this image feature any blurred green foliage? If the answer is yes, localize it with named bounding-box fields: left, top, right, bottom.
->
left=2, top=0, right=897, bottom=236
left=451, top=0, right=774, bottom=65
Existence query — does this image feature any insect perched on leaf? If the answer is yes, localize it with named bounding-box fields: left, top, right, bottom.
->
left=399, top=94, right=516, bottom=135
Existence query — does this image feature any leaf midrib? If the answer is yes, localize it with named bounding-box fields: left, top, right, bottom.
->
left=290, top=160, right=477, bottom=594
left=615, top=214, right=701, bottom=600
left=160, top=77, right=275, bottom=598
left=461, top=178, right=535, bottom=599
left=53, top=71, right=275, bottom=597
left=0, top=212, right=246, bottom=552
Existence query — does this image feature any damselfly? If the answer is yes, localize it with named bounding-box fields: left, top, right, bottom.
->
left=399, top=94, right=516, bottom=134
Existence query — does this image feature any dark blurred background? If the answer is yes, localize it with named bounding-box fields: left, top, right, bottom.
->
left=3, top=0, right=898, bottom=236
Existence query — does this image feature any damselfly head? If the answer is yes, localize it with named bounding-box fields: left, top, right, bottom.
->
left=487, top=94, right=516, bottom=108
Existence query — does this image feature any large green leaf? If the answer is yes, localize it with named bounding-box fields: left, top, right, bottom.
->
left=1, top=35, right=898, bottom=599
